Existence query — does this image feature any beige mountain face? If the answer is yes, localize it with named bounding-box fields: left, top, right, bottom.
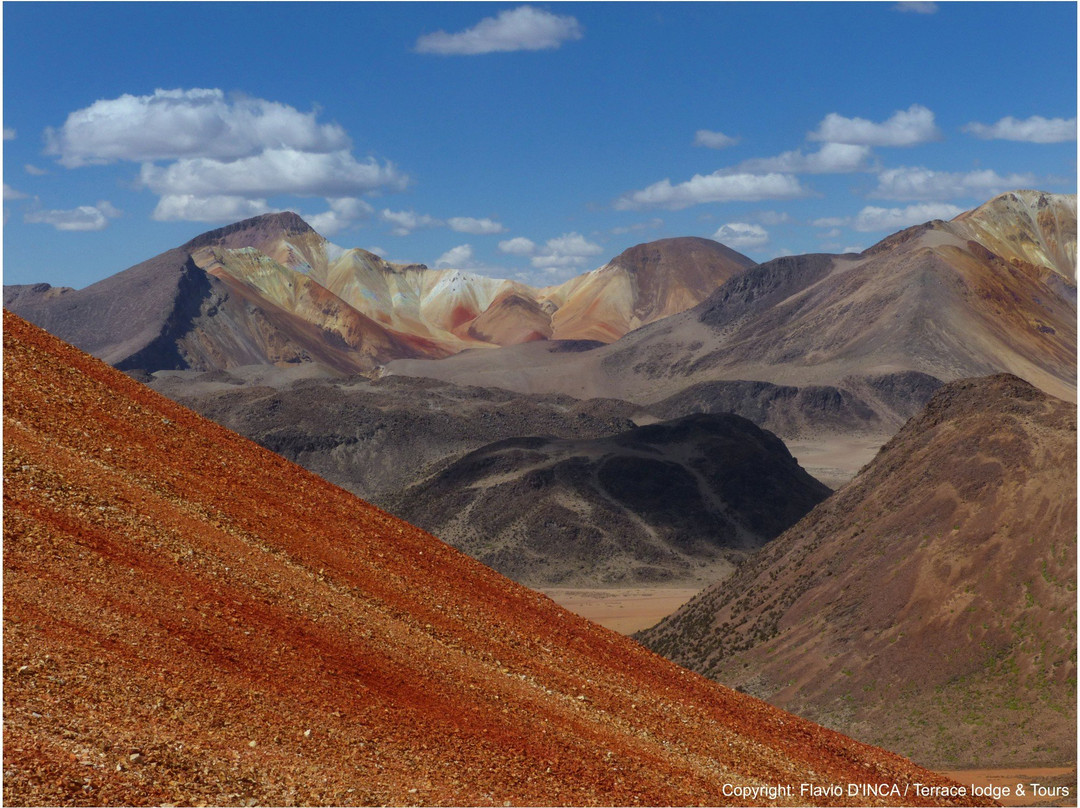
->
left=201, top=226, right=754, bottom=351
left=638, top=374, right=1077, bottom=771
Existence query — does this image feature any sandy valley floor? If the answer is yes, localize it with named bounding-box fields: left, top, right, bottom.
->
left=540, top=587, right=702, bottom=634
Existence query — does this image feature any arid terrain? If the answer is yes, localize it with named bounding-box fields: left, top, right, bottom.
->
left=386, top=412, right=830, bottom=587
left=4, top=189, right=1076, bottom=799
left=638, top=374, right=1077, bottom=771
left=3, top=312, right=992, bottom=807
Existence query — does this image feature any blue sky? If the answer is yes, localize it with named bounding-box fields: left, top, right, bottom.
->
left=3, top=2, right=1076, bottom=289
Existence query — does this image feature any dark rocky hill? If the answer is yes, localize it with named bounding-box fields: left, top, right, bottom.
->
left=387, top=413, right=831, bottom=587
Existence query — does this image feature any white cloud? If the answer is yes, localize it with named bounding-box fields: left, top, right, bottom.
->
left=4, top=184, right=27, bottom=201
left=447, top=216, right=506, bottom=235
left=808, top=104, right=941, bottom=147
left=870, top=166, right=1037, bottom=201
left=962, top=115, right=1077, bottom=144
left=615, top=171, right=808, bottom=210
left=811, top=216, right=849, bottom=228
left=45, top=88, right=350, bottom=168
left=381, top=208, right=442, bottom=236
left=95, top=200, right=123, bottom=219
left=736, top=142, right=874, bottom=174
left=152, top=194, right=275, bottom=223
left=24, top=164, right=48, bottom=176
left=25, top=201, right=122, bottom=231
left=694, top=129, right=739, bottom=149
left=853, top=202, right=965, bottom=232
left=44, top=88, right=409, bottom=225
left=530, top=232, right=603, bottom=270
left=435, top=244, right=476, bottom=268
left=140, top=148, right=406, bottom=200
left=305, top=197, right=374, bottom=236
left=415, top=6, right=583, bottom=55
left=713, top=222, right=769, bottom=249
left=894, top=2, right=938, bottom=13
left=3, top=128, right=15, bottom=140
left=498, top=236, right=537, bottom=255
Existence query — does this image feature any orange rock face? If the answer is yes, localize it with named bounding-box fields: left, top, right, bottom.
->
left=3, top=312, right=987, bottom=806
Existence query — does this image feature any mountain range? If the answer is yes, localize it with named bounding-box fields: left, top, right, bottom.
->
left=386, top=190, right=1076, bottom=480
left=4, top=216, right=753, bottom=375
left=638, top=374, right=1077, bottom=770
left=4, top=311, right=985, bottom=807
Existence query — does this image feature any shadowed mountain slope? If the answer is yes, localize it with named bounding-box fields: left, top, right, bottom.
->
left=152, top=372, right=643, bottom=505
left=3, top=214, right=437, bottom=375
left=637, top=374, right=1077, bottom=770
left=4, top=312, right=987, bottom=806
left=387, top=413, right=830, bottom=588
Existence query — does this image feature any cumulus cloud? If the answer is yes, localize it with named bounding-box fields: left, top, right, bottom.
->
left=498, top=236, right=537, bottom=255
left=415, top=6, right=583, bottom=55
left=808, top=104, right=941, bottom=147
left=45, top=88, right=350, bottom=168
left=447, top=216, right=506, bottom=235
left=894, top=2, right=938, bottom=13
left=304, top=197, right=374, bottom=236
left=4, top=183, right=27, bottom=201
left=530, top=232, right=603, bottom=271
left=3, top=127, right=15, bottom=140
left=45, top=88, right=409, bottom=225
left=435, top=244, right=476, bottom=268
left=736, top=142, right=874, bottom=174
left=852, top=202, right=965, bottom=232
left=140, top=148, right=406, bottom=200
left=24, top=164, right=48, bottom=176
left=25, top=200, right=122, bottom=232
left=811, top=216, right=850, bottom=228
left=381, top=208, right=443, bottom=236
left=869, top=166, right=1037, bottom=201
left=694, top=129, right=739, bottom=149
left=713, top=222, right=769, bottom=249
left=615, top=172, right=808, bottom=210
left=962, top=115, right=1077, bottom=143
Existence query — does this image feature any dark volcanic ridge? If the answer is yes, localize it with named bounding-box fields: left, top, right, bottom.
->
left=638, top=374, right=1077, bottom=770
left=386, top=412, right=831, bottom=587
left=3, top=311, right=990, bottom=807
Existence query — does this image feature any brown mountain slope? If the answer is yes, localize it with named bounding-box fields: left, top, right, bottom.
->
left=638, top=374, right=1077, bottom=770
left=546, top=236, right=755, bottom=341
left=3, top=312, right=984, bottom=806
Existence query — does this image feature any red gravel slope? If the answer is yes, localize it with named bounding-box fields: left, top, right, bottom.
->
left=3, top=312, right=987, bottom=807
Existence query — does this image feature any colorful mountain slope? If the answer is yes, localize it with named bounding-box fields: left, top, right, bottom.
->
left=638, top=374, right=1077, bottom=770
left=5, top=214, right=753, bottom=375
left=3, top=311, right=986, bottom=807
